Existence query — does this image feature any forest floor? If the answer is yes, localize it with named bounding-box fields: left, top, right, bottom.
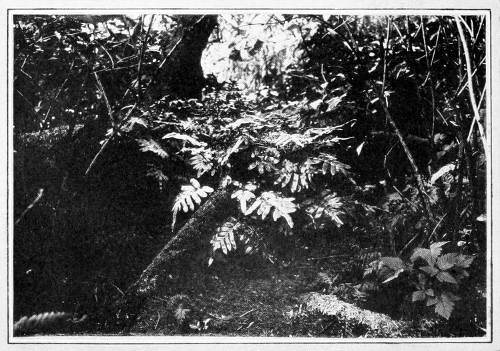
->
left=14, top=127, right=486, bottom=338
left=131, top=242, right=428, bottom=338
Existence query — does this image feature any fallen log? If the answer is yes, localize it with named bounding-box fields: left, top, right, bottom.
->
left=114, top=186, right=236, bottom=331
left=301, top=292, right=411, bottom=337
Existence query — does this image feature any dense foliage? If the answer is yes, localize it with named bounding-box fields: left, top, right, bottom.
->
left=13, top=14, right=487, bottom=336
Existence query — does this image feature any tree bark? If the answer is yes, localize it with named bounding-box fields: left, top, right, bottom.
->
left=114, top=187, right=235, bottom=331
left=151, top=15, right=218, bottom=100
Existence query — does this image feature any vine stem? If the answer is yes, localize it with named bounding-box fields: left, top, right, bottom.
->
left=454, top=16, right=487, bottom=151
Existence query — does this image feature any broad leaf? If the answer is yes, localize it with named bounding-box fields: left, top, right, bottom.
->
left=436, top=253, right=458, bottom=270
left=430, top=241, right=449, bottom=258
left=436, top=271, right=458, bottom=284
left=419, top=265, right=439, bottom=277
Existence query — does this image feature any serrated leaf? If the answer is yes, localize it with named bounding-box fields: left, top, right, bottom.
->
left=426, top=297, right=438, bottom=306
left=434, top=294, right=454, bottom=319
left=137, top=138, right=169, bottom=158
left=455, top=254, right=475, bottom=268
left=411, top=248, right=435, bottom=266
left=436, top=271, right=458, bottom=284
left=420, top=265, right=439, bottom=276
left=436, top=253, right=458, bottom=270
left=430, top=241, right=449, bottom=257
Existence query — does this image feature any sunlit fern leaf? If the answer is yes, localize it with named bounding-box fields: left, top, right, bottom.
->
left=171, top=179, right=214, bottom=232
left=311, top=153, right=351, bottom=177
left=162, top=132, right=205, bottom=147
left=189, top=152, right=215, bottom=177
left=231, top=183, right=257, bottom=213
left=210, top=217, right=240, bottom=263
left=268, top=132, right=313, bottom=150
left=137, top=138, right=169, bottom=158
left=275, top=160, right=315, bottom=193
left=245, top=191, right=297, bottom=228
left=248, top=153, right=279, bottom=174
left=305, top=192, right=345, bottom=227
left=14, top=312, right=74, bottom=335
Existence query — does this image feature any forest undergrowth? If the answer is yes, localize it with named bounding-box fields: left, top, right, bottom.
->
left=13, top=14, right=487, bottom=338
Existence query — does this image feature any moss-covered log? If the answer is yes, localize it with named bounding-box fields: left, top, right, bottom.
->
left=114, top=186, right=236, bottom=330
left=301, top=292, right=411, bottom=337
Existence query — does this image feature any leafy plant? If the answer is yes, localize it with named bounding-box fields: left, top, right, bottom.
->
left=365, top=241, right=475, bottom=319
left=171, top=179, right=214, bottom=231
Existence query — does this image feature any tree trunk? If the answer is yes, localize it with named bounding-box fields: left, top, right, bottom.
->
left=114, top=187, right=235, bottom=331
left=151, top=15, right=218, bottom=100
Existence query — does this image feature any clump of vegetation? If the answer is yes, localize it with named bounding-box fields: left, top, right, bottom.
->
left=13, top=14, right=487, bottom=337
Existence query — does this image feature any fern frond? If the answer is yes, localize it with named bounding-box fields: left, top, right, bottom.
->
left=171, top=179, right=214, bottom=232
left=245, top=191, right=297, bottom=228
left=275, top=160, right=316, bottom=193
left=162, top=132, right=206, bottom=147
left=271, top=132, right=313, bottom=149
left=304, top=192, right=345, bottom=227
left=231, top=183, right=257, bottom=213
left=209, top=217, right=240, bottom=265
left=14, top=311, right=86, bottom=335
left=248, top=154, right=279, bottom=174
left=137, top=138, right=169, bottom=158
left=309, top=153, right=351, bottom=177
left=189, top=152, right=216, bottom=177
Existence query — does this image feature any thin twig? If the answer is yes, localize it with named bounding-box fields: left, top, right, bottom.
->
left=455, top=16, right=487, bottom=151
left=154, top=312, right=161, bottom=330
left=238, top=309, right=256, bottom=318
left=84, top=104, right=136, bottom=176
left=15, top=188, right=44, bottom=226
left=93, top=72, right=115, bottom=126
left=85, top=138, right=111, bottom=176
left=41, top=60, right=75, bottom=126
